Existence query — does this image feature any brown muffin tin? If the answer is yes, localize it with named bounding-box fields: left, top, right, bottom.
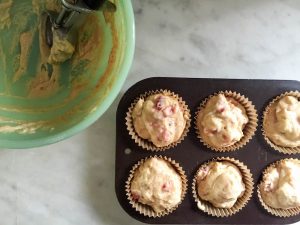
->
left=115, top=77, right=300, bottom=224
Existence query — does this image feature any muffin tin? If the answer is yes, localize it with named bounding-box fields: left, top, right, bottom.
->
left=115, top=77, right=300, bottom=224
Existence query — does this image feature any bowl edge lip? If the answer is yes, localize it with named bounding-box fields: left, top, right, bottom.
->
left=0, top=0, right=136, bottom=149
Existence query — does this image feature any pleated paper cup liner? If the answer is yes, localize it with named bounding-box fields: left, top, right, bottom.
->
left=257, top=158, right=300, bottom=217
left=262, top=91, right=300, bottom=154
left=195, top=90, right=258, bottom=152
left=126, top=89, right=191, bottom=151
left=125, top=155, right=188, bottom=218
left=192, top=157, right=254, bottom=217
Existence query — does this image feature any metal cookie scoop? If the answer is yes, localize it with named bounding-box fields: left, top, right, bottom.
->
left=45, top=0, right=116, bottom=47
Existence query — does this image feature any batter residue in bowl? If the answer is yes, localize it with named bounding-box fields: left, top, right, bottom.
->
left=0, top=0, right=116, bottom=134
left=0, top=0, right=12, bottom=29
left=13, top=31, right=34, bottom=82
left=0, top=0, right=107, bottom=99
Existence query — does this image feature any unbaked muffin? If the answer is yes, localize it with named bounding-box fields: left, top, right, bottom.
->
left=130, top=157, right=183, bottom=213
left=196, top=161, right=245, bottom=208
left=263, top=95, right=300, bottom=148
left=259, top=159, right=300, bottom=209
left=132, top=93, right=188, bottom=148
left=196, top=94, right=249, bottom=149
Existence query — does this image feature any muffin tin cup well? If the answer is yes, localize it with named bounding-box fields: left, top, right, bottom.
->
left=116, top=77, right=300, bottom=224
left=125, top=89, right=191, bottom=151
left=262, top=91, right=300, bottom=154
left=195, top=91, right=258, bottom=152
left=125, top=155, right=188, bottom=218
left=257, top=158, right=300, bottom=217
left=192, top=157, right=254, bottom=217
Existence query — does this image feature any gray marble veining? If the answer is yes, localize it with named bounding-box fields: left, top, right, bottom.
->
left=0, top=0, right=300, bottom=224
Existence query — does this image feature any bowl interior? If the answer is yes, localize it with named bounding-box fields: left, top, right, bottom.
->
left=0, top=0, right=134, bottom=148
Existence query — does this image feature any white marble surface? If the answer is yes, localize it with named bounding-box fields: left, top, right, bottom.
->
left=1, top=0, right=300, bottom=224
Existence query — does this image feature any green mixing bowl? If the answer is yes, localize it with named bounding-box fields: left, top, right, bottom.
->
left=0, top=0, right=135, bottom=148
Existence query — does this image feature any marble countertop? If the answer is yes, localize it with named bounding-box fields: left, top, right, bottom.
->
left=1, top=0, right=300, bottom=224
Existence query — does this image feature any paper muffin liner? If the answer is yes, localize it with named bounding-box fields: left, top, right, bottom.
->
left=257, top=158, right=300, bottom=217
left=125, top=155, right=188, bottom=218
left=262, top=91, right=300, bottom=154
left=192, top=157, right=254, bottom=217
left=195, top=91, right=258, bottom=152
left=126, top=89, right=191, bottom=151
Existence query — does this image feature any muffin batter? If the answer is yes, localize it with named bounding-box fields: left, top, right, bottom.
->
left=132, top=94, right=187, bottom=147
left=197, top=161, right=245, bottom=208
left=264, top=96, right=300, bottom=147
left=130, top=158, right=182, bottom=213
left=259, top=159, right=300, bottom=209
left=197, top=94, right=248, bottom=148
